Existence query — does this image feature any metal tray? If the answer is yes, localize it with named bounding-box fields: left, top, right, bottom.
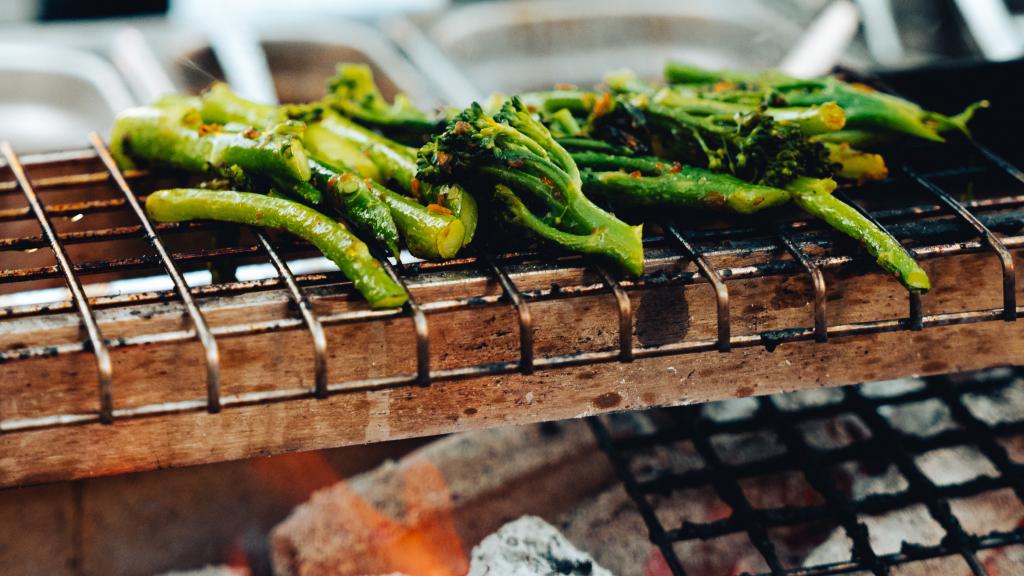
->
left=390, top=0, right=804, bottom=102
left=0, top=44, right=134, bottom=153
left=165, top=22, right=438, bottom=105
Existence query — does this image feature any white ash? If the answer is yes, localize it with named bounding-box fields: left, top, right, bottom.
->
left=837, top=462, right=908, bottom=499
left=626, top=441, right=704, bottom=484
left=771, top=387, right=845, bottom=411
left=878, top=398, right=959, bottom=437
left=806, top=502, right=946, bottom=565
left=799, top=413, right=871, bottom=451
left=156, top=566, right=248, bottom=576
left=915, top=446, right=998, bottom=486
left=468, top=516, right=613, bottom=576
left=962, top=377, right=1024, bottom=424
left=710, top=429, right=787, bottom=466
left=598, top=411, right=663, bottom=439
left=860, top=378, right=926, bottom=398
left=558, top=485, right=656, bottom=576
left=702, top=397, right=758, bottom=422
left=806, top=392, right=1024, bottom=571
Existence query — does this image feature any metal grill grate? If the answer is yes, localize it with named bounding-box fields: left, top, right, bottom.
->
left=590, top=369, right=1024, bottom=576
left=1, top=130, right=1024, bottom=433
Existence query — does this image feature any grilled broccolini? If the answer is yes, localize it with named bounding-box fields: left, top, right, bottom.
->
left=146, top=189, right=408, bottom=308
left=200, top=82, right=478, bottom=248
left=569, top=146, right=928, bottom=291
left=663, top=61, right=988, bottom=143
left=419, top=98, right=644, bottom=275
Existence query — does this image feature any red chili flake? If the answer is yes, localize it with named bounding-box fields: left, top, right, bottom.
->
left=713, top=80, right=736, bottom=93
left=241, top=127, right=260, bottom=139
left=670, top=162, right=682, bottom=173
left=436, top=150, right=451, bottom=167
left=453, top=120, right=471, bottom=134
left=541, top=176, right=554, bottom=188
left=197, top=123, right=222, bottom=136
left=592, top=93, right=613, bottom=118
left=629, top=170, right=642, bottom=179
left=508, top=159, right=524, bottom=169
left=426, top=203, right=452, bottom=215
left=410, top=177, right=422, bottom=197
left=327, top=174, right=341, bottom=188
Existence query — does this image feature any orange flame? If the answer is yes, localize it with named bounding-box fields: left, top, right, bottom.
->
left=324, top=457, right=468, bottom=576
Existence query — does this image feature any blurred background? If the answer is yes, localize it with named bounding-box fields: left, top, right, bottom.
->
left=1, top=0, right=1022, bottom=154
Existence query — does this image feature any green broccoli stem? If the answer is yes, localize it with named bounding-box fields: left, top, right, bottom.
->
left=557, top=138, right=636, bottom=156
left=664, top=61, right=986, bottom=143
left=573, top=150, right=790, bottom=214
left=581, top=166, right=792, bottom=215
left=375, top=185, right=466, bottom=260
left=308, top=161, right=400, bottom=257
left=111, top=105, right=319, bottom=204
left=811, top=129, right=897, bottom=149
left=325, top=63, right=439, bottom=145
left=200, top=82, right=383, bottom=181
left=492, top=184, right=644, bottom=275
left=787, top=177, right=930, bottom=292
left=199, top=84, right=477, bottom=247
left=146, top=189, right=408, bottom=308
left=304, top=111, right=478, bottom=244
left=311, top=159, right=464, bottom=260
left=822, top=143, right=889, bottom=183
left=570, top=150, right=674, bottom=174
left=421, top=99, right=644, bottom=275
left=604, top=70, right=847, bottom=137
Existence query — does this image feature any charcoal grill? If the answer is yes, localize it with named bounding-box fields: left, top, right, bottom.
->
left=590, top=369, right=1024, bottom=575
left=2, top=125, right=1024, bottom=488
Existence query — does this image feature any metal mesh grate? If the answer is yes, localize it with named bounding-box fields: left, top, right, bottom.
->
left=1, top=128, right=1024, bottom=432
left=590, top=368, right=1024, bottom=575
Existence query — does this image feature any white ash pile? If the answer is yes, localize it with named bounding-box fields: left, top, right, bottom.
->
left=157, top=567, right=248, bottom=576
left=468, top=516, right=613, bottom=576
left=267, top=371, right=1024, bottom=576
left=271, top=421, right=614, bottom=576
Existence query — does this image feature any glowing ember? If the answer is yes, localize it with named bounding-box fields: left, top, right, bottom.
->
left=272, top=457, right=468, bottom=576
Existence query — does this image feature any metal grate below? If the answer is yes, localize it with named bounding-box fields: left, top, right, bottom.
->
left=590, top=368, right=1024, bottom=576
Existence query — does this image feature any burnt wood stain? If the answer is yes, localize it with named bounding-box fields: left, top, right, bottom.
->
left=592, top=392, right=622, bottom=409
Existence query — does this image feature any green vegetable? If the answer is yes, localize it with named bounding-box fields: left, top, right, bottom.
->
left=199, top=83, right=478, bottom=246
left=376, top=185, right=466, bottom=259
left=302, top=111, right=479, bottom=245
left=787, top=177, right=930, bottom=292
left=311, top=159, right=466, bottom=260
left=606, top=69, right=847, bottom=136
left=572, top=147, right=924, bottom=290
left=325, top=63, right=439, bottom=145
left=308, top=160, right=400, bottom=257
left=111, top=104, right=319, bottom=204
left=517, top=85, right=836, bottom=188
left=822, top=142, right=888, bottom=183
left=419, top=98, right=644, bottom=275
left=576, top=152, right=792, bottom=214
left=146, top=189, right=408, bottom=308
left=664, top=61, right=987, bottom=143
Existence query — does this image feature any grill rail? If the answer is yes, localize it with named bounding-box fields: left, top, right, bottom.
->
left=2, top=132, right=1024, bottom=486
